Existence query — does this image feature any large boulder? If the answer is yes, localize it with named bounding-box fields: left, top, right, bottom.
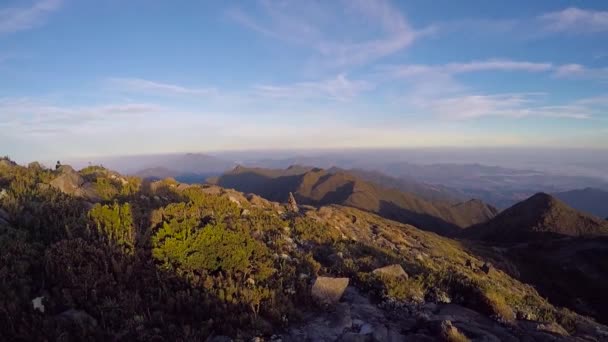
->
left=50, top=167, right=84, bottom=195
left=372, top=264, right=408, bottom=279
left=311, top=277, right=349, bottom=306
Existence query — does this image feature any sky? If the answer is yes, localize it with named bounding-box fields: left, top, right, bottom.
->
left=1, top=0, right=608, bottom=162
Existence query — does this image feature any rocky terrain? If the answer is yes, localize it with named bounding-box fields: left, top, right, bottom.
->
left=2, top=157, right=608, bottom=341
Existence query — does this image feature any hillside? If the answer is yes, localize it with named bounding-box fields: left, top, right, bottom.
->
left=553, top=187, right=608, bottom=218
left=2, top=157, right=608, bottom=341
left=210, top=166, right=498, bottom=236
left=465, top=193, right=608, bottom=242
left=328, top=167, right=466, bottom=204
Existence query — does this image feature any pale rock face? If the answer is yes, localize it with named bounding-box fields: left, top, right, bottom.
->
left=32, top=296, right=45, bottom=313
left=288, top=192, right=299, bottom=213
left=311, top=277, right=349, bottom=305
left=372, top=264, right=409, bottom=279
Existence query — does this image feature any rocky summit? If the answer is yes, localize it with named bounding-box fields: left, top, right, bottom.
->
left=2, top=158, right=608, bottom=341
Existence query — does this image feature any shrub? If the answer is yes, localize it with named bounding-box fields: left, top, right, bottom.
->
left=88, top=202, right=135, bottom=252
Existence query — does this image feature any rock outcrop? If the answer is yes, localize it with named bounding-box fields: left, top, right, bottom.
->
left=372, top=264, right=408, bottom=279
left=311, top=277, right=349, bottom=306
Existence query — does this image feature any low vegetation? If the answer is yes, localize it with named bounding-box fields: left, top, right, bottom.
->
left=0, top=158, right=603, bottom=340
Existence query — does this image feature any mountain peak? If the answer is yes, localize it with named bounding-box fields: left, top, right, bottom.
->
left=467, top=192, right=608, bottom=242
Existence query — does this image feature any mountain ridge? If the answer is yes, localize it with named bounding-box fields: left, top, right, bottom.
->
left=210, top=165, right=498, bottom=235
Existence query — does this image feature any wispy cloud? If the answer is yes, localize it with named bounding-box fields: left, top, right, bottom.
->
left=254, top=74, right=372, bottom=101
left=418, top=93, right=594, bottom=120
left=228, top=0, right=429, bottom=68
left=0, top=0, right=62, bottom=34
left=539, top=7, right=608, bottom=34
left=384, top=59, right=553, bottom=78
left=553, top=64, right=608, bottom=80
left=0, top=97, right=161, bottom=134
left=107, top=78, right=217, bottom=96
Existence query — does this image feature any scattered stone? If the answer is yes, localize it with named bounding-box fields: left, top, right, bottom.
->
left=372, top=264, right=408, bottom=279
left=311, top=277, right=349, bottom=306
left=359, top=323, right=374, bottom=335
left=228, top=196, right=241, bottom=207
left=32, top=296, right=45, bottom=313
left=481, top=262, right=493, bottom=275
left=241, top=208, right=251, bottom=216
left=0, top=188, right=7, bottom=200
left=537, top=322, right=569, bottom=336
left=288, top=192, right=299, bottom=213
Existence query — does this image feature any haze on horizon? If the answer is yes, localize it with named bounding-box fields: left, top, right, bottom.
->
left=1, top=0, right=608, bottom=162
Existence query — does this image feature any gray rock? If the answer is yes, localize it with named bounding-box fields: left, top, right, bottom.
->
left=360, top=323, right=374, bottom=335
left=288, top=192, right=299, bottom=213
left=372, top=264, right=408, bottom=279
left=50, top=167, right=84, bottom=195
left=57, top=309, right=98, bottom=334
left=481, top=262, right=493, bottom=274
left=0, top=188, right=7, bottom=200
left=312, top=277, right=350, bottom=306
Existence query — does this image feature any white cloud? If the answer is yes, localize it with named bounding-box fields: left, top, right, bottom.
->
left=228, top=0, right=428, bottom=68
left=553, top=64, right=608, bottom=80
left=0, top=0, right=62, bottom=34
left=107, top=78, right=217, bottom=96
left=0, top=97, right=162, bottom=134
left=421, top=94, right=593, bottom=120
left=539, top=7, right=608, bottom=33
left=384, top=59, right=554, bottom=78
left=254, top=74, right=372, bottom=101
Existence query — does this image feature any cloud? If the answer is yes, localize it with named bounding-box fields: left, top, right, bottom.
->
left=228, top=0, right=428, bottom=68
left=107, top=78, right=217, bottom=96
left=384, top=59, right=554, bottom=78
left=539, top=7, right=608, bottom=33
left=419, top=94, right=593, bottom=120
left=0, top=97, right=162, bottom=134
left=553, top=64, right=608, bottom=80
left=254, top=74, right=372, bottom=101
left=0, top=0, right=62, bottom=34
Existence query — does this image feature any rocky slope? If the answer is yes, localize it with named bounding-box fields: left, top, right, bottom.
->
left=1, top=158, right=608, bottom=341
left=210, top=166, right=497, bottom=236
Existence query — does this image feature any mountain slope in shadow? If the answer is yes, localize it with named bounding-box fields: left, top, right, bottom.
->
left=553, top=187, right=608, bottom=219
left=210, top=166, right=497, bottom=236
left=465, top=192, right=608, bottom=242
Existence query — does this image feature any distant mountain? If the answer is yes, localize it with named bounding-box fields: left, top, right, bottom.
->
left=378, top=162, right=608, bottom=209
left=328, top=167, right=466, bottom=204
left=210, top=166, right=497, bottom=235
left=553, top=188, right=608, bottom=219
left=134, top=167, right=215, bottom=184
left=466, top=193, right=608, bottom=242
left=73, top=153, right=236, bottom=176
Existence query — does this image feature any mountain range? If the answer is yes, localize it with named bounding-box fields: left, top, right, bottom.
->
left=209, top=165, right=498, bottom=235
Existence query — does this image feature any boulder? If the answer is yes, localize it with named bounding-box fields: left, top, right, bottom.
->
left=481, top=262, right=493, bottom=275
left=0, top=188, right=8, bottom=200
left=50, top=167, right=84, bottom=195
left=372, top=264, right=408, bottom=279
left=311, top=277, right=349, bottom=306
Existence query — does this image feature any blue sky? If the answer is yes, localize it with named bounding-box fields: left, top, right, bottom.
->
left=1, top=0, right=607, bottom=161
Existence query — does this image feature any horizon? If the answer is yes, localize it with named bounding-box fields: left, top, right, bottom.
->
left=1, top=0, right=608, bottom=161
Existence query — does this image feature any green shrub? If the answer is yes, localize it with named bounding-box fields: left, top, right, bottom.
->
left=88, top=202, right=135, bottom=252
